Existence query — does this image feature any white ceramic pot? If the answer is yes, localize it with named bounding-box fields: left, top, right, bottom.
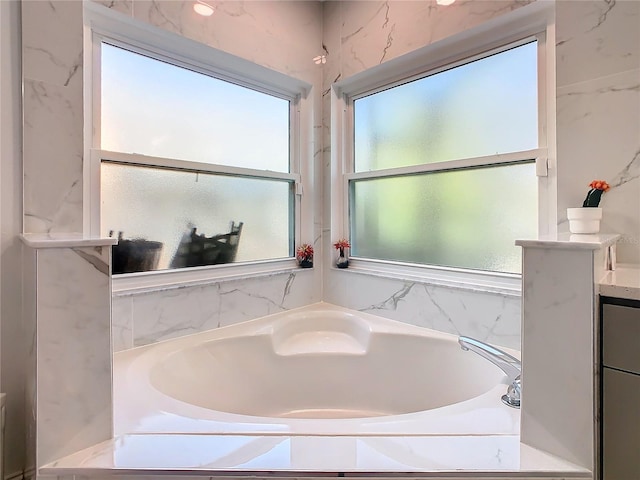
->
left=567, top=207, right=602, bottom=234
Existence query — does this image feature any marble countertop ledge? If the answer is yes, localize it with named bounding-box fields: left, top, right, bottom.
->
left=515, top=233, right=620, bottom=250
left=20, top=233, right=118, bottom=248
left=40, top=434, right=591, bottom=479
left=600, top=264, right=640, bottom=301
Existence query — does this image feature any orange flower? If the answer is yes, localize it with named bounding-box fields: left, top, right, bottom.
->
left=583, top=179, right=610, bottom=207
left=589, top=180, right=610, bottom=192
left=333, top=238, right=351, bottom=250
left=296, top=244, right=314, bottom=260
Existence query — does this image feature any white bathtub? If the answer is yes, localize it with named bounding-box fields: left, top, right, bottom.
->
left=114, top=303, right=520, bottom=436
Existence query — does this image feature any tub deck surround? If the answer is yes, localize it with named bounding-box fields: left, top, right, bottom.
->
left=38, top=304, right=589, bottom=479
left=40, top=434, right=590, bottom=479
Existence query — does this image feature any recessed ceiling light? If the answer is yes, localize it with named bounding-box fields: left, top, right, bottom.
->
left=436, top=0, right=456, bottom=5
left=194, top=1, right=214, bottom=16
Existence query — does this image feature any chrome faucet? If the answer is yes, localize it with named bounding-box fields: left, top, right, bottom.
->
left=458, top=336, right=521, bottom=408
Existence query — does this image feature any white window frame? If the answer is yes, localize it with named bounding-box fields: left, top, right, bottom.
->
left=330, top=1, right=556, bottom=295
left=82, top=2, right=313, bottom=293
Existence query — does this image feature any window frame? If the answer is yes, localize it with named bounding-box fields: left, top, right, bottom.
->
left=331, top=2, right=556, bottom=294
left=83, top=2, right=312, bottom=292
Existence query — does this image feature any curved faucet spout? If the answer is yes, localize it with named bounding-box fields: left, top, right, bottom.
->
left=458, top=336, right=522, bottom=408
left=458, top=336, right=521, bottom=384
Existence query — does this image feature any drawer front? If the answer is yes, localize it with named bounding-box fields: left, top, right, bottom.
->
left=603, top=304, right=640, bottom=374
left=602, top=368, right=640, bottom=480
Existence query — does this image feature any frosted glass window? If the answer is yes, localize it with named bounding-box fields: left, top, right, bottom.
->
left=102, top=163, right=292, bottom=273
left=350, top=163, right=537, bottom=274
left=101, top=43, right=290, bottom=172
left=354, top=42, right=538, bottom=172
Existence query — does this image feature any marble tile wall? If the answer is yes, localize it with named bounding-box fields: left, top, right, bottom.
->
left=103, top=0, right=532, bottom=351
left=18, top=2, right=640, bottom=343
left=24, top=0, right=638, bottom=258
left=20, top=1, right=324, bottom=350
left=23, top=0, right=324, bottom=241
left=18, top=0, right=638, bottom=474
left=22, top=0, right=84, bottom=234
left=319, top=0, right=640, bottom=352
left=94, top=0, right=322, bottom=85
left=320, top=0, right=533, bottom=350
left=556, top=0, right=640, bottom=264
left=323, top=0, right=533, bottom=81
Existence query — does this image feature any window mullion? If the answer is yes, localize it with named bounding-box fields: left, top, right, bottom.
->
left=347, top=148, right=546, bottom=181
left=96, top=149, right=299, bottom=182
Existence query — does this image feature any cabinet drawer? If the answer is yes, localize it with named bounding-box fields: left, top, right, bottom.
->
left=603, top=304, right=640, bottom=374
left=602, top=368, right=640, bottom=480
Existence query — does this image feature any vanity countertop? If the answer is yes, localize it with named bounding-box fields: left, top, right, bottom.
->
left=599, top=264, right=640, bottom=302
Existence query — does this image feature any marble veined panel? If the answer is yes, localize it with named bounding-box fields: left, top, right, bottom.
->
left=36, top=246, right=112, bottom=466
left=556, top=0, right=640, bottom=88
left=217, top=270, right=317, bottom=328
left=132, top=0, right=320, bottom=51
left=130, top=270, right=317, bottom=347
left=131, top=282, right=222, bottom=346
left=557, top=68, right=640, bottom=263
left=112, top=295, right=134, bottom=352
left=130, top=0, right=321, bottom=84
left=91, top=0, right=133, bottom=17
left=520, top=246, right=595, bottom=469
left=22, top=0, right=83, bottom=89
left=337, top=0, right=532, bottom=80
left=23, top=79, right=83, bottom=234
left=325, top=271, right=521, bottom=350
left=322, top=0, right=342, bottom=68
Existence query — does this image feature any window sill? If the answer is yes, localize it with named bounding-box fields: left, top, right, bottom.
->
left=331, top=258, right=522, bottom=297
left=112, top=258, right=309, bottom=296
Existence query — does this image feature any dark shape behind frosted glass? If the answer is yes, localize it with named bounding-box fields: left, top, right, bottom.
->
left=102, top=163, right=292, bottom=272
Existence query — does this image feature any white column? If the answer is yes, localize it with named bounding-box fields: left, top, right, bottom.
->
left=21, top=234, right=116, bottom=472
left=517, top=233, right=619, bottom=471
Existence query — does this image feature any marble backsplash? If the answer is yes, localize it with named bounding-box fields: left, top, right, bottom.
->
left=112, top=267, right=520, bottom=352
left=324, top=269, right=521, bottom=351
left=112, top=269, right=319, bottom=351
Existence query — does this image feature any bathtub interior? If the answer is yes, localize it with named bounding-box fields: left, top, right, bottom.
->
left=115, top=303, right=519, bottom=436
left=149, top=323, right=505, bottom=418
